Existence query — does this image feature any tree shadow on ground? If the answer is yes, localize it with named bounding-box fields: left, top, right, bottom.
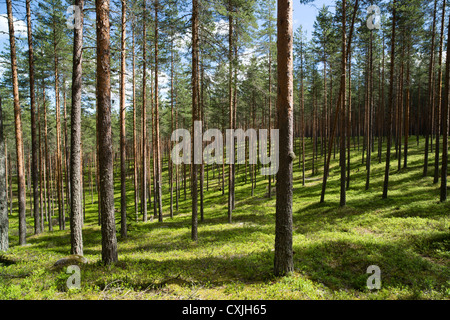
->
left=293, top=238, right=450, bottom=295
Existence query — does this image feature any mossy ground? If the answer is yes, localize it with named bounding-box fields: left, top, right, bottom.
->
left=1, top=136, right=449, bottom=299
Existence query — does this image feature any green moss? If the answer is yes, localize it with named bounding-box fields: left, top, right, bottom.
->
left=1, top=136, right=449, bottom=299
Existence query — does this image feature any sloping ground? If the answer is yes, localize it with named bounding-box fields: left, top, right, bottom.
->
left=1, top=136, right=449, bottom=299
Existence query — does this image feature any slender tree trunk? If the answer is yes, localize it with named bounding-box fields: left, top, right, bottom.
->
left=7, top=0, right=27, bottom=244
left=169, top=35, right=174, bottom=219
left=200, top=58, right=205, bottom=221
left=52, top=12, right=65, bottom=231
left=424, top=0, right=438, bottom=177
left=417, top=84, right=421, bottom=146
left=365, top=30, right=373, bottom=190
left=268, top=6, right=273, bottom=199
left=120, top=0, right=127, bottom=237
left=96, top=102, right=101, bottom=226
left=312, top=90, right=316, bottom=175
left=404, top=45, right=411, bottom=169
left=397, top=44, right=404, bottom=172
left=141, top=0, right=148, bottom=222
left=191, top=0, right=199, bottom=241
left=63, top=88, right=70, bottom=218
left=347, top=48, right=352, bottom=189
left=96, top=0, right=118, bottom=265
left=43, top=85, right=52, bottom=231
left=69, top=0, right=84, bottom=255
left=132, top=23, right=138, bottom=223
left=151, top=72, right=157, bottom=219
left=379, top=36, right=385, bottom=163
left=228, top=2, right=234, bottom=223
left=26, top=0, right=40, bottom=235
left=175, top=104, right=179, bottom=211
left=300, top=44, right=305, bottom=186
left=154, top=0, right=163, bottom=222
left=81, top=142, right=86, bottom=224
left=252, top=92, right=256, bottom=195
left=274, top=0, right=294, bottom=277
left=434, top=0, right=446, bottom=182
left=339, top=0, right=347, bottom=207
left=0, top=97, right=8, bottom=252
left=382, top=0, right=397, bottom=199
left=440, top=9, right=450, bottom=202
left=5, top=144, right=9, bottom=217
left=38, top=104, right=45, bottom=231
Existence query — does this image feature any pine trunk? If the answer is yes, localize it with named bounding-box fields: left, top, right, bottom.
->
left=7, top=0, right=27, bottom=245
left=120, top=0, right=127, bottom=237
left=96, top=0, right=118, bottom=265
left=191, top=0, right=199, bottom=241
left=274, top=0, right=294, bottom=277
left=0, top=97, right=8, bottom=252
left=70, top=0, right=84, bottom=255
left=440, top=9, right=450, bottom=202
left=424, top=0, right=437, bottom=177
left=382, top=0, right=397, bottom=199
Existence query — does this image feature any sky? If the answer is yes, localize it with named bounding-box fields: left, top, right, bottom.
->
left=293, top=0, right=337, bottom=40
left=0, top=0, right=336, bottom=107
left=0, top=0, right=336, bottom=54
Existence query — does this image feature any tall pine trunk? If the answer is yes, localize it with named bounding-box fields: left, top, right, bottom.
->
left=434, top=0, right=446, bottom=183
left=191, top=0, right=199, bottom=241
left=120, top=0, right=127, bottom=237
left=382, top=0, right=397, bottom=199
left=70, top=0, right=84, bottom=255
left=132, top=23, right=139, bottom=223
left=440, top=9, right=450, bottom=202
left=96, top=0, right=118, bottom=265
left=274, top=0, right=294, bottom=277
left=424, top=0, right=437, bottom=177
left=7, top=0, right=27, bottom=245
left=26, top=0, right=40, bottom=235
left=141, top=0, right=148, bottom=222
left=228, top=2, right=234, bottom=223
left=154, top=0, right=163, bottom=222
left=43, top=85, right=52, bottom=231
left=0, top=97, right=8, bottom=252
left=339, top=0, right=347, bottom=207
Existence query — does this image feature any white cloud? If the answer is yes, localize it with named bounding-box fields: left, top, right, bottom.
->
left=0, top=14, right=27, bottom=80
left=214, top=19, right=229, bottom=36
left=174, top=31, right=191, bottom=53
left=0, top=14, right=27, bottom=39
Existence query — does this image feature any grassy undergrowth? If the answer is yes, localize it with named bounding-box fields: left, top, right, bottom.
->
left=1, top=136, right=449, bottom=300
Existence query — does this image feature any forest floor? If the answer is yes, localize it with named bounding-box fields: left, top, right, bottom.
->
left=1, top=136, right=449, bottom=300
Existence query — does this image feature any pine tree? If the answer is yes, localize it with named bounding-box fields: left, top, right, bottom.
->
left=192, top=0, right=199, bottom=241
left=440, top=5, right=449, bottom=202
left=383, top=0, right=397, bottom=199
left=96, top=0, right=118, bottom=265
left=70, top=0, right=85, bottom=256
left=26, top=0, right=41, bottom=235
left=119, top=0, right=127, bottom=237
left=6, top=0, right=27, bottom=245
left=274, top=0, right=294, bottom=277
left=0, top=97, right=8, bottom=252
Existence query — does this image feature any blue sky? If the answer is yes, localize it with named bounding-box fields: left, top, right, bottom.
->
left=294, top=0, right=336, bottom=40
left=0, top=0, right=336, bottom=53
left=0, top=0, right=336, bottom=108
